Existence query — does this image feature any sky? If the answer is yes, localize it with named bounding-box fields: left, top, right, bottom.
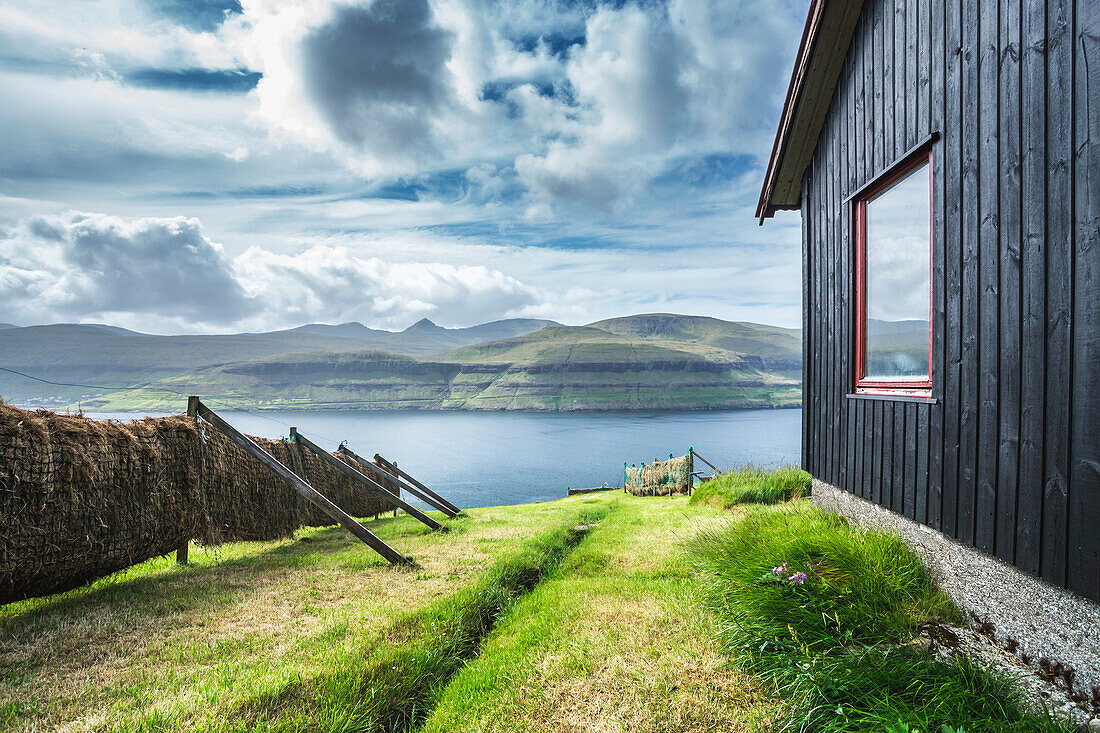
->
left=0, top=0, right=807, bottom=334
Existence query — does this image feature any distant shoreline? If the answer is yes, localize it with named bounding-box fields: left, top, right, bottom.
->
left=32, top=402, right=803, bottom=416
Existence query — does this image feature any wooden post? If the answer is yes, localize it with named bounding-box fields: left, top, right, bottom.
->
left=291, top=429, right=445, bottom=531
left=178, top=396, right=202, bottom=565
left=339, top=445, right=459, bottom=517
left=688, top=447, right=694, bottom=496
left=191, top=399, right=413, bottom=566
left=391, top=460, right=398, bottom=518
left=373, top=454, right=461, bottom=515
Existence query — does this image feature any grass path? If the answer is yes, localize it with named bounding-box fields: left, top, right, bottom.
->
left=420, top=494, right=773, bottom=733
left=7, top=485, right=1056, bottom=733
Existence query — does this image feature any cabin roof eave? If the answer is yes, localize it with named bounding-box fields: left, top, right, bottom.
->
left=756, top=0, right=866, bottom=224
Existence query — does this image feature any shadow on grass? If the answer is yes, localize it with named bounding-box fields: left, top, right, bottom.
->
left=226, top=510, right=608, bottom=733
left=0, top=514, right=449, bottom=671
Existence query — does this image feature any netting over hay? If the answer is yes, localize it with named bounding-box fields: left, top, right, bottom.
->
left=196, top=432, right=300, bottom=543
left=624, top=453, right=693, bottom=496
left=0, top=405, right=394, bottom=605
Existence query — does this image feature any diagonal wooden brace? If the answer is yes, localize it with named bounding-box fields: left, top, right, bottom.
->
left=338, top=445, right=458, bottom=518
left=190, top=398, right=413, bottom=566
left=291, top=429, right=445, bottom=532
left=373, top=453, right=461, bottom=515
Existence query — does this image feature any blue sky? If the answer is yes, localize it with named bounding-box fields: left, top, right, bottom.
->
left=0, top=0, right=807, bottom=334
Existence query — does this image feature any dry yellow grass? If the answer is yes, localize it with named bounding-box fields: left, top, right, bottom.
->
left=0, top=498, right=596, bottom=732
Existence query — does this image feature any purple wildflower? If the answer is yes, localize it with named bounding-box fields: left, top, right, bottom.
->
left=787, top=571, right=808, bottom=585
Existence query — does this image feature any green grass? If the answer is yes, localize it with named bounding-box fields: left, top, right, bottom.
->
left=1, top=493, right=772, bottom=733
left=419, top=494, right=772, bottom=732
left=0, top=497, right=609, bottom=732
left=5, top=479, right=1063, bottom=733
left=690, top=503, right=1071, bottom=732
left=690, top=465, right=811, bottom=508
left=228, top=505, right=610, bottom=732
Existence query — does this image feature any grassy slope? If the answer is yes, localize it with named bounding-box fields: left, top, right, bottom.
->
left=0, top=325, right=375, bottom=404
left=0, top=498, right=597, bottom=732
left=81, top=319, right=802, bottom=412
left=289, top=318, right=563, bottom=356
left=0, top=486, right=1068, bottom=733
left=0, top=493, right=774, bottom=733
left=691, top=502, right=1071, bottom=732
left=690, top=465, right=812, bottom=508
left=226, top=505, right=610, bottom=733
left=591, top=313, right=803, bottom=365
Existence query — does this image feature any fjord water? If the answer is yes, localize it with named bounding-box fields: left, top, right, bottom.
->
left=89, top=408, right=802, bottom=508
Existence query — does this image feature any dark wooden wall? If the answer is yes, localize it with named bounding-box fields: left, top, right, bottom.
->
left=802, top=0, right=1099, bottom=601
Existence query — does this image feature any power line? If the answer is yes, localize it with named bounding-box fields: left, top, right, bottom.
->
left=0, top=364, right=347, bottom=445
left=0, top=365, right=190, bottom=397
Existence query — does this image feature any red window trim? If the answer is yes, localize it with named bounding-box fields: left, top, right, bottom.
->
left=853, top=145, right=934, bottom=397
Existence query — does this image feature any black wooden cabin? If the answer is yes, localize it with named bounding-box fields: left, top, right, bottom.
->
left=757, top=0, right=1098, bottom=601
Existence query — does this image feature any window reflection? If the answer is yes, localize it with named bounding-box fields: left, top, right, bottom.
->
left=864, top=161, right=930, bottom=382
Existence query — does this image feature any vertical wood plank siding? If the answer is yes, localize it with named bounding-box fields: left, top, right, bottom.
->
left=801, top=0, right=1099, bottom=601
left=1068, top=0, right=1100, bottom=602
left=927, top=0, right=946, bottom=532
left=996, top=0, right=1023, bottom=567
left=1041, top=0, right=1071, bottom=588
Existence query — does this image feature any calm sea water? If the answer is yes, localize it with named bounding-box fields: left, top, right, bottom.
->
left=86, top=409, right=802, bottom=509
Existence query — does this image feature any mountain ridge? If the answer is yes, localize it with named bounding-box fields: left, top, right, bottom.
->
left=0, top=317, right=559, bottom=406
left=59, top=314, right=803, bottom=413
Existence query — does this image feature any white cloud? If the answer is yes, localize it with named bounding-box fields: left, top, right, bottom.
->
left=0, top=70, right=261, bottom=178
left=0, top=212, right=551, bottom=332
left=230, top=0, right=805, bottom=206
left=0, top=2, right=244, bottom=74
left=233, top=243, right=543, bottom=329
left=514, top=5, right=690, bottom=210
left=0, top=212, right=253, bottom=328
left=0, top=0, right=810, bottom=332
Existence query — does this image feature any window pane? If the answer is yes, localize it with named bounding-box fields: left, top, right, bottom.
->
left=864, top=161, right=930, bottom=382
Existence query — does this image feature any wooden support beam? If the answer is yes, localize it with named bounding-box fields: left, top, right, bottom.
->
left=339, top=445, right=458, bottom=518
left=291, top=429, right=445, bottom=532
left=692, top=451, right=719, bottom=473
left=190, top=398, right=413, bottom=567
left=373, top=454, right=461, bottom=515
left=178, top=395, right=201, bottom=564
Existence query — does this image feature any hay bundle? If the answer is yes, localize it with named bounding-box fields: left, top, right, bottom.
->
left=195, top=430, right=300, bottom=544
left=0, top=404, right=397, bottom=605
left=625, top=453, right=693, bottom=496
left=0, top=407, right=204, bottom=604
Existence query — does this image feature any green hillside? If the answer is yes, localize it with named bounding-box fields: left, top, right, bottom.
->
left=77, top=315, right=802, bottom=412
left=0, top=318, right=557, bottom=406
left=589, top=314, right=802, bottom=373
